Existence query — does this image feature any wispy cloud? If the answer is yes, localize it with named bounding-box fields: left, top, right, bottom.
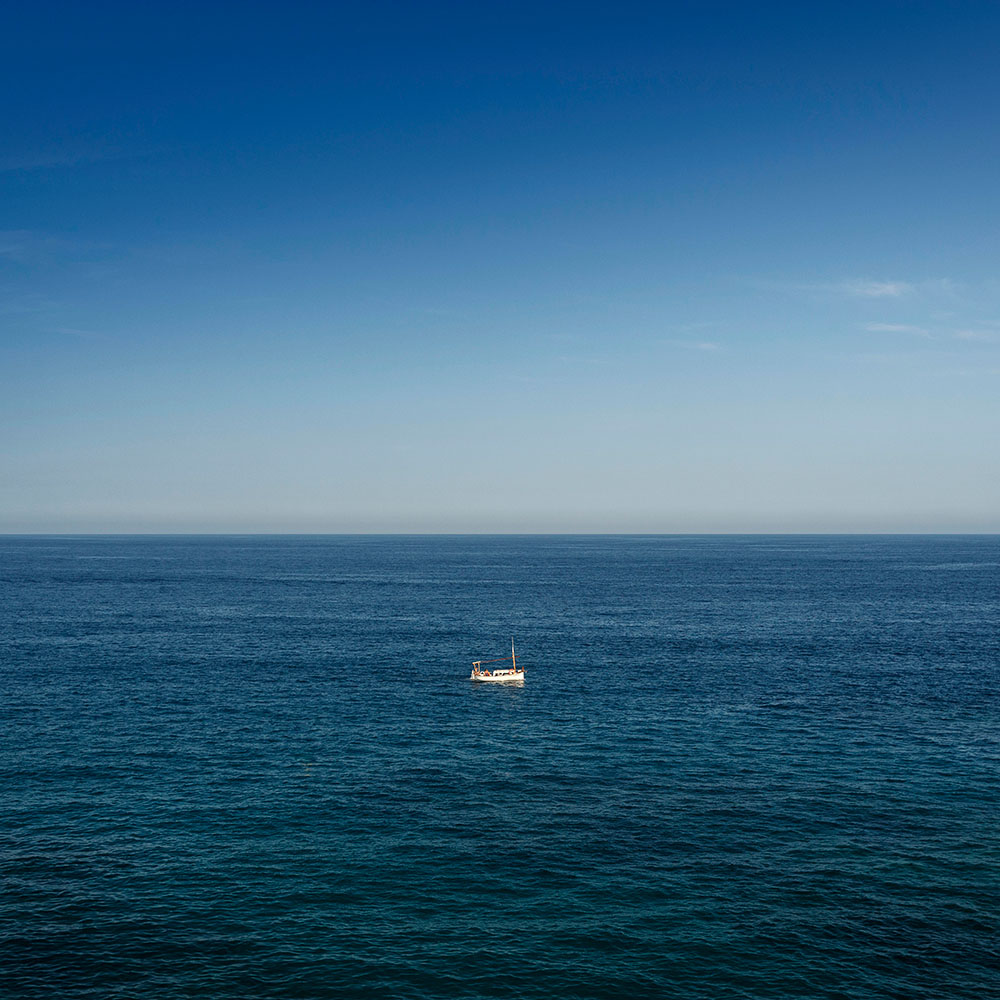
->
left=0, top=230, right=36, bottom=261
left=756, top=276, right=957, bottom=301
left=0, top=230, right=86, bottom=264
left=0, top=291, right=59, bottom=315
left=0, top=146, right=122, bottom=173
left=0, top=230, right=115, bottom=271
left=864, top=322, right=931, bottom=338
left=51, top=326, right=105, bottom=342
left=953, top=329, right=998, bottom=343
left=669, top=339, right=722, bottom=352
left=843, top=280, right=913, bottom=298
left=665, top=321, right=724, bottom=353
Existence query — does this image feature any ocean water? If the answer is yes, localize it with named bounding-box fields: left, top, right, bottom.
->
left=2, top=534, right=998, bottom=999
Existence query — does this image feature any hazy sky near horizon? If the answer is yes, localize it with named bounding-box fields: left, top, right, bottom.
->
left=3, top=1, right=999, bottom=532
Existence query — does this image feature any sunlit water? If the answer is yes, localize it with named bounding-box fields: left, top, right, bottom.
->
left=2, top=535, right=998, bottom=998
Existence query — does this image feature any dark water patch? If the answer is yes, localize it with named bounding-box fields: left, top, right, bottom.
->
left=2, top=535, right=999, bottom=998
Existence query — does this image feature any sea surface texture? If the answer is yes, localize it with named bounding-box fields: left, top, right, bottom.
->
left=2, top=535, right=998, bottom=999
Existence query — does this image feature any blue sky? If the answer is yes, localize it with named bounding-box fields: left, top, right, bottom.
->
left=2, top=1, right=999, bottom=531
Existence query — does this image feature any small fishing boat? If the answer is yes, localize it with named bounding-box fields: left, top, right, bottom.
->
left=470, top=639, right=525, bottom=683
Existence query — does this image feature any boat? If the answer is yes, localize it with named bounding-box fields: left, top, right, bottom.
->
left=470, top=639, right=525, bottom=683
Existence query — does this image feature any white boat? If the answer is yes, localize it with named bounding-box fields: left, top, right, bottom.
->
left=470, top=639, right=525, bottom=683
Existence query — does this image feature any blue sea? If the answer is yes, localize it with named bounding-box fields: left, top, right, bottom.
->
left=2, top=535, right=999, bottom=999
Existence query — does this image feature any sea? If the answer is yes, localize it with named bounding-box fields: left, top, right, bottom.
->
left=2, top=534, right=998, bottom=999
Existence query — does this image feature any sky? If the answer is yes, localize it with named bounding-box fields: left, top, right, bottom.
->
left=2, top=0, right=999, bottom=532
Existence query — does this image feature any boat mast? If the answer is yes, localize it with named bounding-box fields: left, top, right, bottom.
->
left=511, top=637, right=516, bottom=672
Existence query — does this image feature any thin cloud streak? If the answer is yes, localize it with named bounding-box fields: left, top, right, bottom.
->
left=754, top=277, right=959, bottom=301
left=954, top=329, right=999, bottom=342
left=0, top=146, right=125, bottom=173
left=0, top=230, right=110, bottom=265
left=0, top=231, right=36, bottom=261
left=864, top=322, right=932, bottom=338
left=668, top=339, right=723, bottom=352
left=51, top=326, right=106, bottom=342
left=843, top=280, right=913, bottom=298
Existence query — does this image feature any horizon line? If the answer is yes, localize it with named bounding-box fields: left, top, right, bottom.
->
left=3, top=531, right=999, bottom=538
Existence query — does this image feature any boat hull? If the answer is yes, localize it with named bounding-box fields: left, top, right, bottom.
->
left=470, top=670, right=524, bottom=683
